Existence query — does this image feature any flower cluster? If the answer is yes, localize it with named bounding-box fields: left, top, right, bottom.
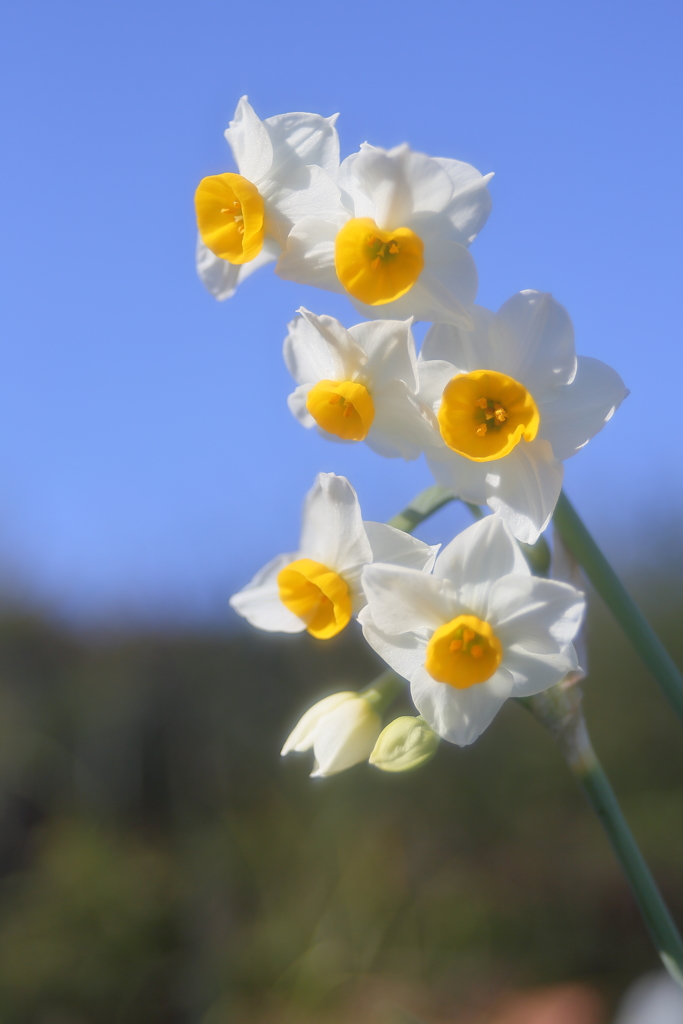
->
left=202, top=97, right=628, bottom=776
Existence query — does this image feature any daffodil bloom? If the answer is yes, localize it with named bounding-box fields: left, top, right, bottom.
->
left=195, top=96, right=341, bottom=300
left=281, top=691, right=382, bottom=777
left=359, top=515, right=585, bottom=747
left=277, top=142, right=493, bottom=327
left=230, top=473, right=438, bottom=639
left=418, top=290, right=629, bottom=543
left=284, top=308, right=436, bottom=459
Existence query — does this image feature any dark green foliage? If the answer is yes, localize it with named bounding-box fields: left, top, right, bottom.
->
left=0, top=575, right=678, bottom=1023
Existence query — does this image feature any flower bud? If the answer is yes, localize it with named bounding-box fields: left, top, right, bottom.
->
left=281, top=691, right=382, bottom=777
left=369, top=716, right=439, bottom=773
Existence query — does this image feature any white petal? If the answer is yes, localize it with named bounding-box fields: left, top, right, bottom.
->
left=416, top=359, right=459, bottom=411
left=286, top=383, right=315, bottom=428
left=411, top=666, right=513, bottom=746
left=552, top=527, right=587, bottom=677
left=229, top=552, right=305, bottom=633
left=263, top=165, right=345, bottom=248
left=283, top=309, right=363, bottom=384
left=539, top=356, right=629, bottom=461
left=358, top=605, right=428, bottom=680
left=434, top=514, right=529, bottom=616
left=311, top=697, right=382, bottom=776
left=488, top=575, right=585, bottom=652
left=364, top=521, right=439, bottom=571
left=275, top=214, right=347, bottom=293
left=503, top=644, right=579, bottom=698
left=425, top=446, right=489, bottom=503
left=224, top=96, right=273, bottom=183
left=347, top=143, right=454, bottom=228
left=347, top=318, right=418, bottom=391
left=361, top=563, right=457, bottom=635
left=435, top=160, right=493, bottom=245
left=281, top=692, right=356, bottom=754
left=195, top=236, right=278, bottom=300
left=496, top=290, right=577, bottom=393
left=367, top=381, right=440, bottom=460
left=264, top=110, right=340, bottom=177
left=299, top=473, right=372, bottom=574
left=420, top=306, right=497, bottom=373
left=485, top=439, right=564, bottom=544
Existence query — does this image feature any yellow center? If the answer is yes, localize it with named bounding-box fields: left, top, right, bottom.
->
left=334, top=217, right=424, bottom=305
left=194, top=172, right=265, bottom=264
left=305, top=380, right=375, bottom=441
left=425, top=615, right=502, bottom=689
left=437, top=370, right=540, bottom=461
left=277, top=558, right=352, bottom=640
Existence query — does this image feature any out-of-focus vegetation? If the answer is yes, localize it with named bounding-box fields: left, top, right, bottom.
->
left=0, top=566, right=679, bottom=1024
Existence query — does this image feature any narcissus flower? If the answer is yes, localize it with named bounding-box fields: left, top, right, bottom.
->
left=359, top=515, right=585, bottom=746
left=230, top=473, right=437, bottom=639
left=277, top=143, right=493, bottom=327
left=281, top=691, right=382, bottom=777
left=195, top=96, right=341, bottom=300
left=284, top=308, right=436, bottom=459
left=418, top=290, right=629, bottom=543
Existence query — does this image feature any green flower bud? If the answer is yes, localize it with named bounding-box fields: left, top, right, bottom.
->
left=369, top=716, right=439, bottom=773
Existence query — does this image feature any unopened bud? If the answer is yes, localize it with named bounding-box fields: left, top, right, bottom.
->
left=369, top=716, right=439, bottom=773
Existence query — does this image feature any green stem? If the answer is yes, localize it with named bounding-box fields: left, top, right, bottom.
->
left=387, top=485, right=455, bottom=533
left=523, top=686, right=683, bottom=987
left=553, top=490, right=683, bottom=722
left=361, top=669, right=405, bottom=714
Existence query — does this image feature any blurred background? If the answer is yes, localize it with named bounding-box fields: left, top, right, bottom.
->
left=0, top=0, right=682, bottom=1020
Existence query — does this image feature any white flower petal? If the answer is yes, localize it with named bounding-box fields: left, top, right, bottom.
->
left=229, top=552, right=304, bottom=633
left=281, top=692, right=356, bottom=754
left=299, top=473, right=372, bottom=574
left=539, top=355, right=629, bottom=461
left=311, top=697, right=382, bottom=776
left=358, top=606, right=428, bottom=680
left=363, top=521, right=439, bottom=572
left=224, top=96, right=273, bottom=183
left=286, top=383, right=315, bottom=428
left=195, top=236, right=278, bottom=301
left=276, top=214, right=347, bottom=293
left=485, top=439, right=564, bottom=544
left=420, top=306, right=497, bottom=372
left=435, top=160, right=494, bottom=245
left=264, top=110, right=340, bottom=178
left=504, top=644, right=579, bottom=698
left=283, top=309, right=364, bottom=384
left=416, top=359, right=459, bottom=411
left=263, top=165, right=344, bottom=248
left=346, top=143, right=454, bottom=229
left=361, top=563, right=456, bottom=635
left=496, top=290, right=577, bottom=393
left=347, top=318, right=418, bottom=391
left=425, top=446, right=488, bottom=503
left=368, top=381, right=440, bottom=460
left=488, top=575, right=585, bottom=651
left=434, top=515, right=529, bottom=616
left=411, top=666, right=513, bottom=747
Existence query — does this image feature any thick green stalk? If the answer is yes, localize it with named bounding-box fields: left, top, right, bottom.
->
left=523, top=686, right=683, bottom=987
left=553, top=490, right=683, bottom=721
left=361, top=669, right=405, bottom=714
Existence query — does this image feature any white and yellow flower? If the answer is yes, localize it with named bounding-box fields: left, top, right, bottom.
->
left=230, top=473, right=437, bottom=639
left=195, top=96, right=341, bottom=300
left=284, top=308, right=436, bottom=459
left=277, top=143, right=493, bottom=327
left=359, top=514, right=585, bottom=747
left=281, top=691, right=382, bottom=777
left=418, top=290, right=629, bottom=543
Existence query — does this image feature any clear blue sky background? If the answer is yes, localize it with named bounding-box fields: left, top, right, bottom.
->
left=0, top=0, right=681, bottom=624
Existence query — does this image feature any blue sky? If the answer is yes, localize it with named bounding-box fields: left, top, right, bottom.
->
left=0, top=0, right=681, bottom=623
